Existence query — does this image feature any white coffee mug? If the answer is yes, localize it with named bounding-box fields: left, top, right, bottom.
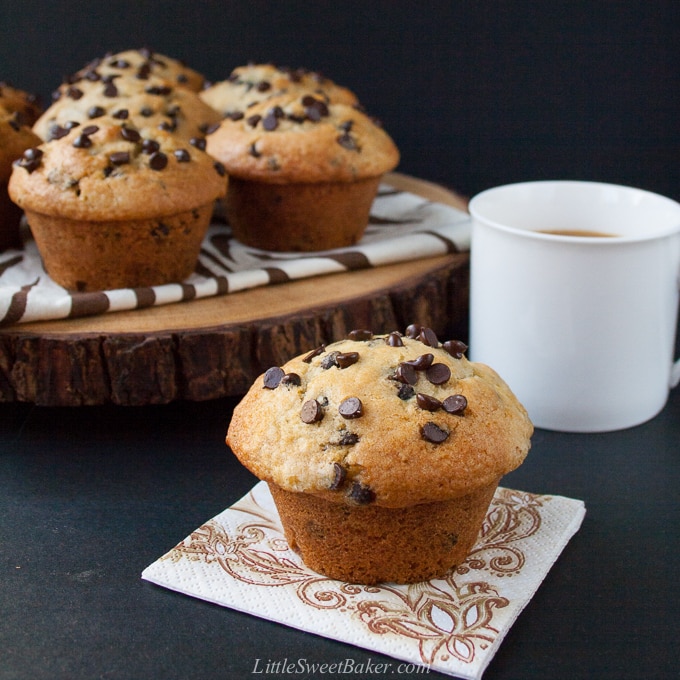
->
left=468, top=180, right=680, bottom=432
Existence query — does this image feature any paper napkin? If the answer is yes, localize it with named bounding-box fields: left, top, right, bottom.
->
left=142, top=482, right=585, bottom=680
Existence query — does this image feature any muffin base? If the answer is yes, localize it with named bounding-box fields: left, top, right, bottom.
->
left=24, top=203, right=214, bottom=291
left=268, top=480, right=499, bottom=585
left=226, top=176, right=382, bottom=252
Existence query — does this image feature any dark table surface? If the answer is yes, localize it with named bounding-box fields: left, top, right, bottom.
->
left=2, top=347, right=679, bottom=680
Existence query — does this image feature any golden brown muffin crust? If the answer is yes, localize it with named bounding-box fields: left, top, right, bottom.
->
left=227, top=327, right=533, bottom=508
left=9, top=118, right=226, bottom=220
left=200, top=63, right=358, bottom=116
left=33, top=75, right=222, bottom=142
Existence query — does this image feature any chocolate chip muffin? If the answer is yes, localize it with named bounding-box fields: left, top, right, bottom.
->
left=199, top=63, right=358, bottom=118
left=33, top=75, right=222, bottom=142
left=0, top=81, right=43, bottom=126
left=0, top=106, right=42, bottom=251
left=226, top=325, right=533, bottom=584
left=206, top=91, right=399, bottom=251
left=66, top=48, right=206, bottom=92
left=8, top=118, right=226, bottom=291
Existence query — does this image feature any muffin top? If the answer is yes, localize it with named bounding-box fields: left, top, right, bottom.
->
left=226, top=326, right=533, bottom=508
left=9, top=118, right=226, bottom=220
left=65, top=48, right=205, bottom=92
left=200, top=63, right=358, bottom=117
left=205, top=91, right=399, bottom=183
left=0, top=82, right=43, bottom=127
left=33, top=75, right=222, bottom=142
left=0, top=106, right=43, bottom=181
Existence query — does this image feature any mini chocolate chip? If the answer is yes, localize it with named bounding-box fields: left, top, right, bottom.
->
left=329, top=462, right=347, bottom=491
left=189, top=136, right=207, bottom=150
left=348, top=481, right=375, bottom=504
left=338, top=432, right=360, bottom=445
left=262, top=113, right=279, bottom=130
left=347, top=329, right=372, bottom=341
left=280, top=372, right=301, bottom=387
left=146, top=85, right=172, bottom=96
left=301, top=399, right=324, bottom=423
left=174, top=149, right=190, bottom=162
left=256, top=80, right=271, bottom=92
left=214, top=161, right=226, bottom=176
left=394, top=362, right=418, bottom=385
left=337, top=133, right=358, bottom=150
left=321, top=352, right=339, bottom=369
left=336, top=352, right=359, bottom=369
left=121, top=127, right=141, bottom=142
left=339, top=397, right=363, bottom=419
left=66, top=86, right=83, bottom=100
left=404, top=353, right=434, bottom=371
left=246, top=114, right=261, bottom=127
left=87, top=105, right=105, bottom=119
left=405, top=323, right=422, bottom=339
left=416, top=393, right=442, bottom=411
left=426, top=363, right=451, bottom=385
left=108, top=151, right=130, bottom=165
left=149, top=151, right=168, bottom=170
left=397, top=384, right=415, bottom=400
left=112, top=108, right=129, bottom=119
left=249, top=142, right=261, bottom=158
left=202, top=122, right=221, bottom=135
left=443, top=339, right=468, bottom=359
left=141, top=139, right=160, bottom=154
left=302, top=345, right=325, bottom=363
left=102, top=82, right=118, bottom=97
left=263, top=366, right=285, bottom=389
left=49, top=125, right=70, bottom=141
left=17, top=147, right=43, bottom=173
left=386, top=332, right=404, bottom=347
left=227, top=111, right=244, bottom=121
left=421, top=421, right=449, bottom=443
left=72, top=134, right=92, bottom=148
left=419, top=327, right=439, bottom=347
left=139, top=107, right=153, bottom=117
left=443, top=394, right=467, bottom=415
left=80, top=124, right=99, bottom=136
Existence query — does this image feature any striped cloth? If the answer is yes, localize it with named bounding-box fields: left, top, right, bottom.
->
left=0, top=184, right=470, bottom=327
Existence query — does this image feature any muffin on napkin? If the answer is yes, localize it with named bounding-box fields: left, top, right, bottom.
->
left=226, top=325, right=533, bottom=584
left=8, top=118, right=226, bottom=291
left=206, top=91, right=399, bottom=252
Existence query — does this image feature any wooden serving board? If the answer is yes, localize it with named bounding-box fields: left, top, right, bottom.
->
left=0, top=173, right=470, bottom=406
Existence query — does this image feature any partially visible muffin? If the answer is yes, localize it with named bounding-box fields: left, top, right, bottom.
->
left=33, top=75, right=222, bottom=142
left=206, top=91, right=399, bottom=251
left=9, top=118, right=226, bottom=290
left=226, top=325, right=533, bottom=584
left=200, top=63, right=358, bottom=119
left=0, top=81, right=43, bottom=126
left=66, top=48, right=205, bottom=92
left=0, top=106, right=43, bottom=251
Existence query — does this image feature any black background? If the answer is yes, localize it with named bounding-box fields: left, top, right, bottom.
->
left=1, top=0, right=678, bottom=202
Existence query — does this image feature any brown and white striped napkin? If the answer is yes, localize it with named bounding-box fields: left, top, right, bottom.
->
left=0, top=184, right=470, bottom=327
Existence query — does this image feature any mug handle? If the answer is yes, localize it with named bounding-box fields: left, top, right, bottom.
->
left=672, top=359, right=680, bottom=388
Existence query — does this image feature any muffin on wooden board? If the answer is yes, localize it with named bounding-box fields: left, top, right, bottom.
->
left=9, top=118, right=226, bottom=291
left=0, top=106, right=43, bottom=251
left=200, top=63, right=358, bottom=118
left=226, top=325, right=533, bottom=584
left=206, top=91, right=399, bottom=251
left=33, top=75, right=222, bottom=143
left=0, top=81, right=43, bottom=126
